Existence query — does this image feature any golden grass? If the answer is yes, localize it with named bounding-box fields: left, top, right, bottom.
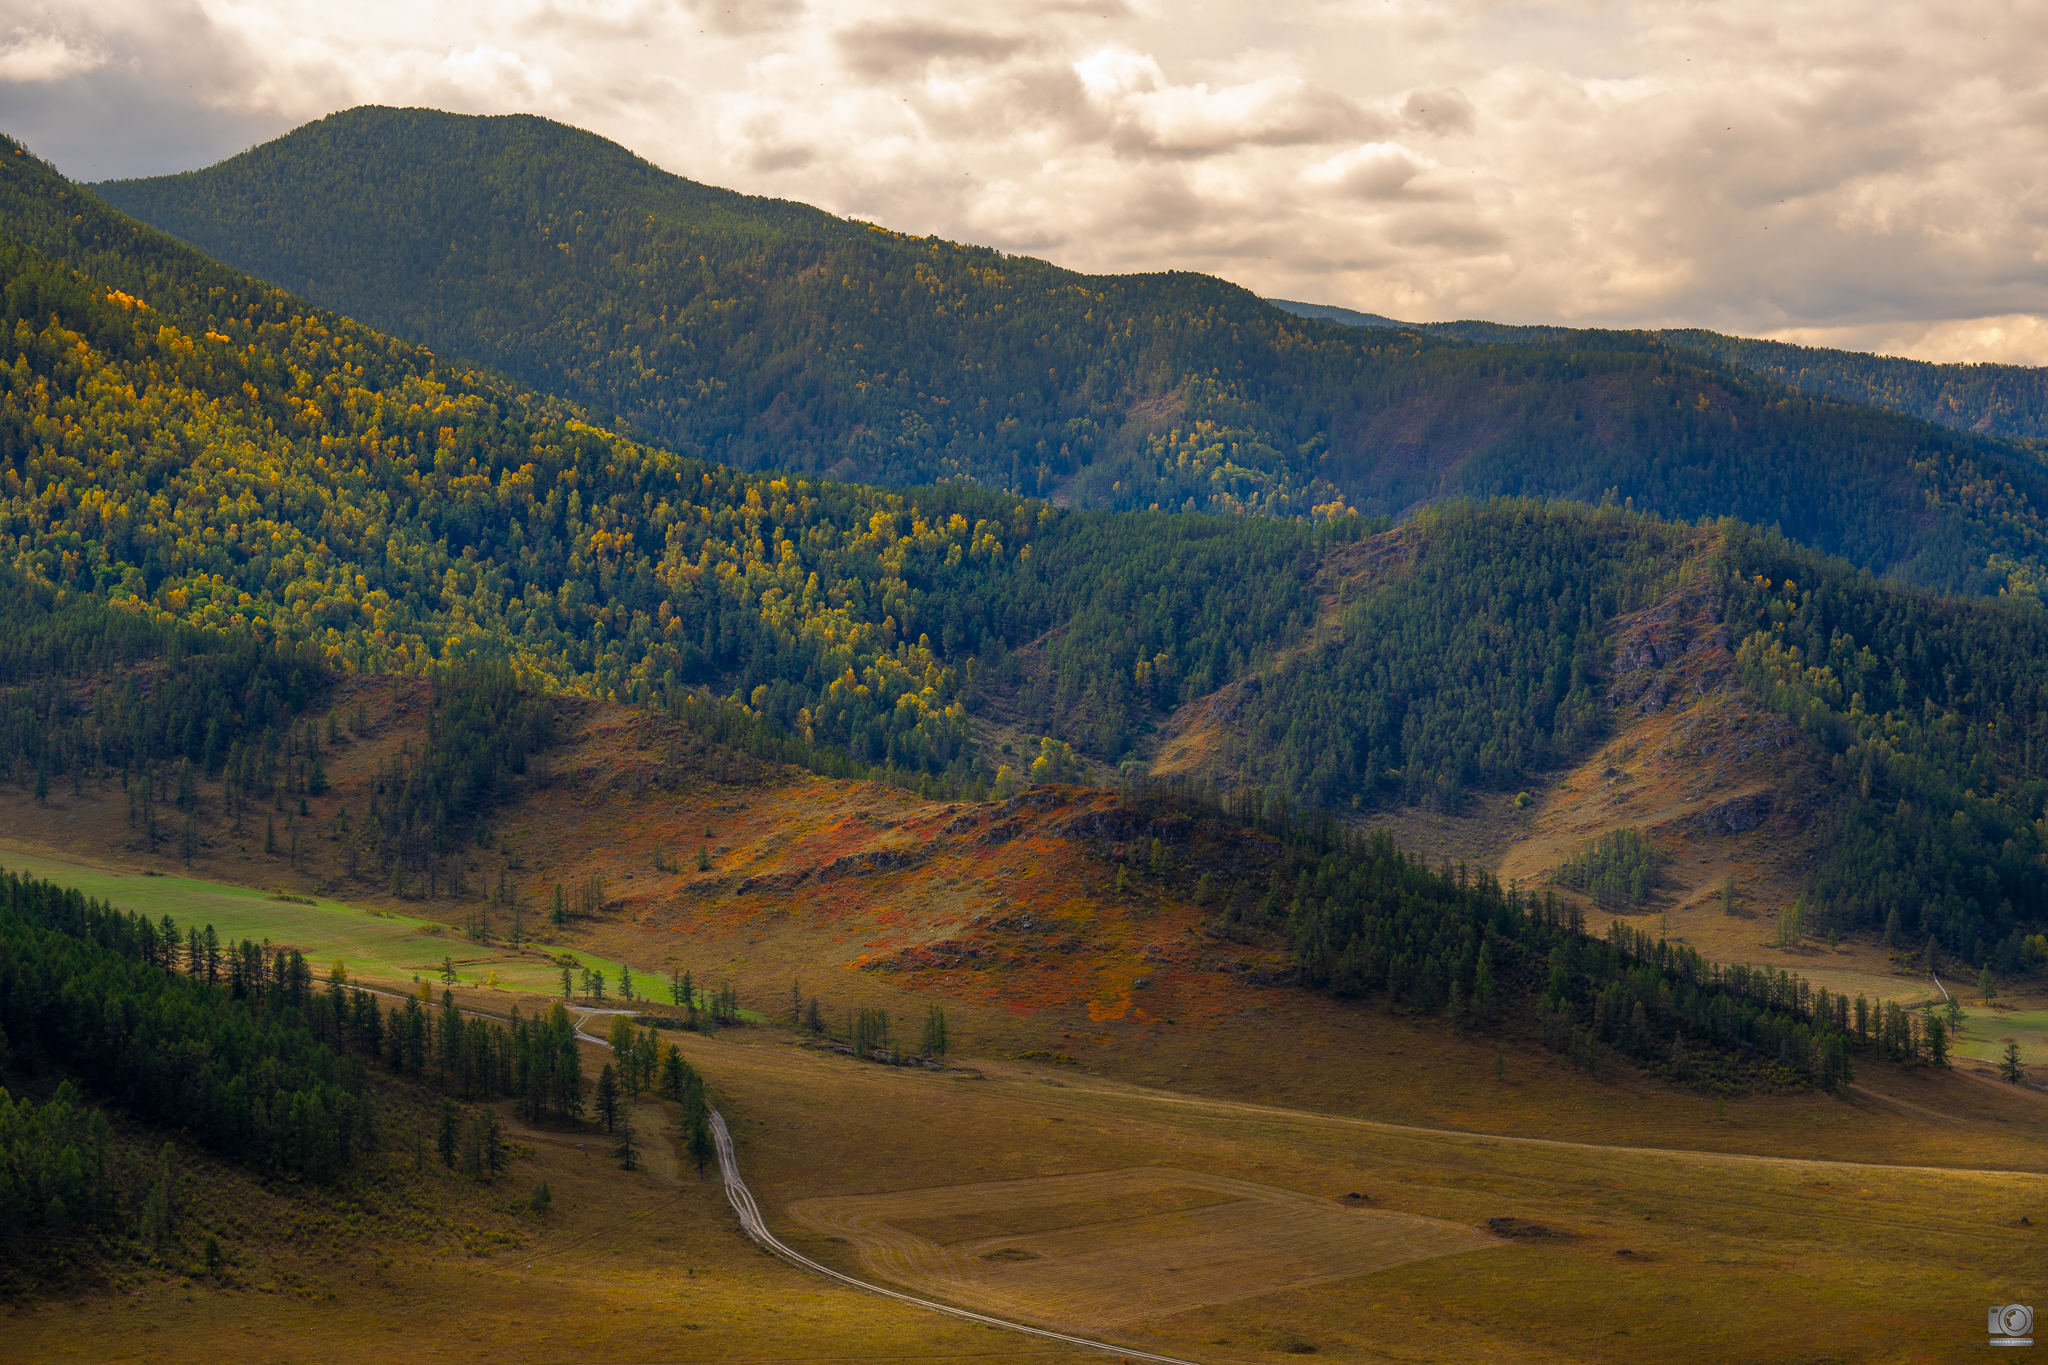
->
left=5, top=675, right=2048, bottom=1361
left=790, top=1167, right=1499, bottom=1331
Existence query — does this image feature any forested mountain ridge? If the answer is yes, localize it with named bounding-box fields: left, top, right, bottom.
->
left=3, top=123, right=2045, bottom=963
left=1272, top=298, right=2048, bottom=445
left=92, top=107, right=2048, bottom=598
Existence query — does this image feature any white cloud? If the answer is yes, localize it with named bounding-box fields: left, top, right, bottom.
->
left=0, top=32, right=105, bottom=82
left=3, top=0, right=2045, bottom=363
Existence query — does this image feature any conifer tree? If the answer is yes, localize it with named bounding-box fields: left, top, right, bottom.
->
left=595, top=1063, right=620, bottom=1132
left=619, top=962, right=634, bottom=1001
left=1980, top=963, right=1997, bottom=1001
left=687, top=1109, right=713, bottom=1176
left=530, top=1180, right=552, bottom=1217
left=614, top=1106, right=639, bottom=1170
left=437, top=1100, right=459, bottom=1167
left=2000, top=1041, right=2028, bottom=1084
left=660, top=1044, right=688, bottom=1102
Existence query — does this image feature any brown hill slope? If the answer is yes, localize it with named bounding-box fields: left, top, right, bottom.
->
left=2, top=674, right=2043, bottom=1172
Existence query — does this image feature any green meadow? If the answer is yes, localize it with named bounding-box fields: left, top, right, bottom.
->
left=0, top=847, right=676, bottom=1006
left=1954, top=1006, right=2048, bottom=1066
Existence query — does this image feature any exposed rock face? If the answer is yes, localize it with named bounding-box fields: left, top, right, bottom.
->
left=816, top=846, right=930, bottom=883
left=1690, top=793, right=1771, bottom=835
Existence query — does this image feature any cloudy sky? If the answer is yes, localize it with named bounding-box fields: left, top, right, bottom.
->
left=3, top=0, right=2045, bottom=363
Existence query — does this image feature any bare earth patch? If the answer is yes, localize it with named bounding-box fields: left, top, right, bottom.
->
left=787, top=1165, right=1500, bottom=1330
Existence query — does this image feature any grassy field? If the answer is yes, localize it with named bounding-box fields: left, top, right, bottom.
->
left=5, top=680, right=2047, bottom=1362
left=0, top=845, right=684, bottom=1006
left=6, top=1023, right=2043, bottom=1365
left=1956, top=1008, right=2048, bottom=1067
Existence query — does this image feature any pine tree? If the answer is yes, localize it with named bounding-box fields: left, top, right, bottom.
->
left=551, top=883, right=565, bottom=925
left=619, top=962, right=633, bottom=1001
left=482, top=1108, right=505, bottom=1178
left=660, top=1044, right=688, bottom=1102
left=595, top=1063, right=620, bottom=1132
left=805, top=996, right=823, bottom=1033
left=1473, top=940, right=1496, bottom=1021
left=696, top=843, right=711, bottom=871
left=2000, top=1041, right=2028, bottom=1084
left=614, top=1106, right=639, bottom=1170
left=1882, top=908, right=1900, bottom=947
left=1628, top=1000, right=1651, bottom=1053
left=437, top=1100, right=460, bottom=1167
left=922, top=1004, right=949, bottom=1058
left=688, top=1111, right=714, bottom=1176
left=1926, top=1013, right=1950, bottom=1068
left=1980, top=963, right=1998, bottom=1001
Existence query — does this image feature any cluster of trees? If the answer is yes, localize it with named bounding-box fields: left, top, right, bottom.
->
left=0, top=856, right=734, bottom=1261
left=592, top=1014, right=712, bottom=1171
left=343, top=662, right=554, bottom=895
left=0, top=871, right=376, bottom=1184
left=1552, top=828, right=1661, bottom=910
left=1718, top=523, right=2048, bottom=958
left=1658, top=330, right=2048, bottom=444
left=1116, top=784, right=1891, bottom=1090
left=0, top=572, right=327, bottom=808
left=1279, top=301, right=2048, bottom=446
left=1226, top=501, right=1684, bottom=809
left=90, top=111, right=2048, bottom=598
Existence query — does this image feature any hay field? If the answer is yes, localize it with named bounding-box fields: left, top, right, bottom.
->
left=0, top=990, right=2043, bottom=1362
left=713, top=1034, right=2048, bottom=1363
left=790, top=1167, right=1498, bottom=1330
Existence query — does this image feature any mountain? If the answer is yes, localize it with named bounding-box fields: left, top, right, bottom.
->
left=1270, top=299, right=2048, bottom=444
left=94, top=106, right=2048, bottom=598
left=2, top=121, right=2044, bottom=963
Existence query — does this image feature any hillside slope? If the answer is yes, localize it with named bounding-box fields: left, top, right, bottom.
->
left=92, top=107, right=2048, bottom=596
left=1273, top=298, right=2048, bottom=446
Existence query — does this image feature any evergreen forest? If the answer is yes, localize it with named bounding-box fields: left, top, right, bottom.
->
left=90, top=109, right=2048, bottom=599
left=0, top=124, right=2040, bottom=963
left=1274, top=298, right=2048, bottom=445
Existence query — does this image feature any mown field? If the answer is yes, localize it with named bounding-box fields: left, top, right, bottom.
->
left=6, top=1021, right=2043, bottom=1365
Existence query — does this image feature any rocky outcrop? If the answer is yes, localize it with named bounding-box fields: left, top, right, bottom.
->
left=815, top=846, right=931, bottom=883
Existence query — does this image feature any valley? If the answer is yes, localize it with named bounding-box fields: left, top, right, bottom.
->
left=0, top=105, right=2045, bottom=1365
